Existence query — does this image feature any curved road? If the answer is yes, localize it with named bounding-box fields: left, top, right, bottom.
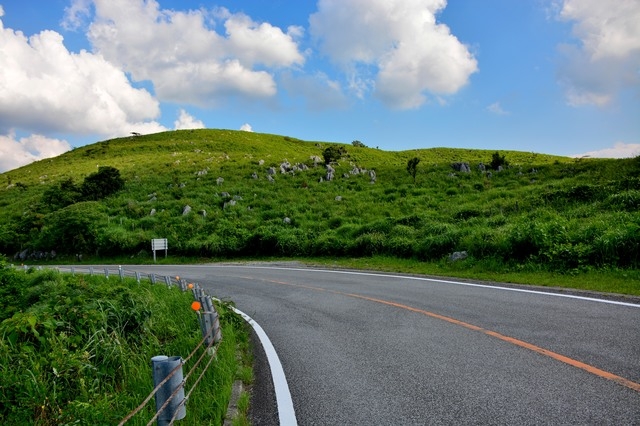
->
left=131, top=264, right=640, bottom=425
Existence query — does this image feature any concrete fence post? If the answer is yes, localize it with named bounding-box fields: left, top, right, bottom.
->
left=151, top=355, right=186, bottom=425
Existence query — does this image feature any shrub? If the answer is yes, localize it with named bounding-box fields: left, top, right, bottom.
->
left=37, top=202, right=108, bottom=254
left=81, top=166, right=125, bottom=201
left=490, top=151, right=509, bottom=170
left=322, top=145, right=347, bottom=164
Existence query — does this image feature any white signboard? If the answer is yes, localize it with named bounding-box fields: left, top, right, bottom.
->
left=152, top=238, right=168, bottom=262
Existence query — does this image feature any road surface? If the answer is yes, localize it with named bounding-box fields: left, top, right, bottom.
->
left=127, top=263, right=640, bottom=425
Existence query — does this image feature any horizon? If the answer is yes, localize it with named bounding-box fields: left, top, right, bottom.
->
left=1, top=0, right=639, bottom=173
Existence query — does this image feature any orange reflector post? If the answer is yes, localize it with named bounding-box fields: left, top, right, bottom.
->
left=187, top=283, right=194, bottom=289
left=191, top=301, right=201, bottom=311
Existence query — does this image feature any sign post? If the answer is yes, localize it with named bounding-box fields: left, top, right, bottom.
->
left=151, top=238, right=168, bottom=263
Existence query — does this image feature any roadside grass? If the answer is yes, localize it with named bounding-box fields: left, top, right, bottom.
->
left=303, top=256, right=640, bottom=297
left=0, top=263, right=250, bottom=425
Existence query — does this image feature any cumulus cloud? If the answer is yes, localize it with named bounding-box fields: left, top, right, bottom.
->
left=174, top=110, right=205, bottom=130
left=558, top=0, right=640, bottom=106
left=239, top=123, right=253, bottom=132
left=0, top=15, right=163, bottom=137
left=62, top=0, right=92, bottom=31
left=85, top=0, right=305, bottom=106
left=309, top=0, right=478, bottom=109
left=0, top=133, right=71, bottom=173
left=573, top=142, right=640, bottom=159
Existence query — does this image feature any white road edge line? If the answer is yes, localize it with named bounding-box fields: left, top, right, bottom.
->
left=208, top=265, right=640, bottom=308
left=220, top=301, right=298, bottom=426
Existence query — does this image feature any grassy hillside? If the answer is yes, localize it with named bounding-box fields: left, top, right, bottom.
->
left=1, top=129, right=639, bottom=274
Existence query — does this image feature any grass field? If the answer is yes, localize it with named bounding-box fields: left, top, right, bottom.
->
left=1, top=129, right=639, bottom=296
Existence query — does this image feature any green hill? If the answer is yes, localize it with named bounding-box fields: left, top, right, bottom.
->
left=1, top=129, right=639, bottom=273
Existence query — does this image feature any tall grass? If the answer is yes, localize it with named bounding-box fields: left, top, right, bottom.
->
left=0, top=261, right=248, bottom=425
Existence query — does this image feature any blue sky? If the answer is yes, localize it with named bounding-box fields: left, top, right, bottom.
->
left=0, top=0, right=639, bottom=172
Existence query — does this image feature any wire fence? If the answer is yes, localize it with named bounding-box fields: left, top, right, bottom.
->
left=12, top=264, right=223, bottom=426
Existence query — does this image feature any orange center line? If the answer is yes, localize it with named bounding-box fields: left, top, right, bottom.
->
left=253, top=277, right=640, bottom=394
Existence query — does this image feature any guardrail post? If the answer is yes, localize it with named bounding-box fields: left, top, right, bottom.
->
left=164, top=276, right=172, bottom=286
left=71, top=266, right=75, bottom=275
left=198, top=296, right=222, bottom=348
left=136, top=271, right=141, bottom=283
left=119, top=265, right=124, bottom=281
left=151, top=355, right=186, bottom=425
left=89, top=266, right=94, bottom=276
left=104, top=268, right=109, bottom=279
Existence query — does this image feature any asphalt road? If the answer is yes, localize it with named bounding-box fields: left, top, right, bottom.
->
left=129, top=263, right=640, bottom=425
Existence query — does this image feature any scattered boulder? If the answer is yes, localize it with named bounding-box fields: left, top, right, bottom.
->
left=259, top=159, right=265, bottom=166
left=478, top=163, right=486, bottom=172
left=221, top=192, right=231, bottom=198
left=280, top=161, right=291, bottom=174
left=448, top=251, right=468, bottom=262
left=326, top=164, right=335, bottom=181
left=182, top=205, right=192, bottom=215
left=283, top=217, right=291, bottom=224
left=267, top=167, right=276, bottom=175
left=451, top=162, right=471, bottom=173
left=369, top=170, right=377, bottom=184
left=216, top=177, right=224, bottom=185
left=251, top=172, right=258, bottom=179
left=310, top=155, right=322, bottom=167
left=150, top=208, right=156, bottom=216
left=267, top=175, right=275, bottom=182
left=335, top=196, right=342, bottom=201
left=223, top=200, right=236, bottom=209
left=198, top=209, right=207, bottom=217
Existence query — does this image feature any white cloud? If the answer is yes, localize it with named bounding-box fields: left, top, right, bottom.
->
left=240, top=123, right=253, bottom=132
left=174, top=110, right=205, bottom=130
left=62, top=0, right=92, bottom=31
left=573, top=142, right=640, bottom=159
left=86, top=0, right=305, bottom=106
left=0, top=133, right=71, bottom=173
left=309, top=0, right=478, bottom=109
left=557, top=0, right=640, bottom=106
left=487, top=102, right=509, bottom=115
left=0, top=15, right=163, bottom=138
